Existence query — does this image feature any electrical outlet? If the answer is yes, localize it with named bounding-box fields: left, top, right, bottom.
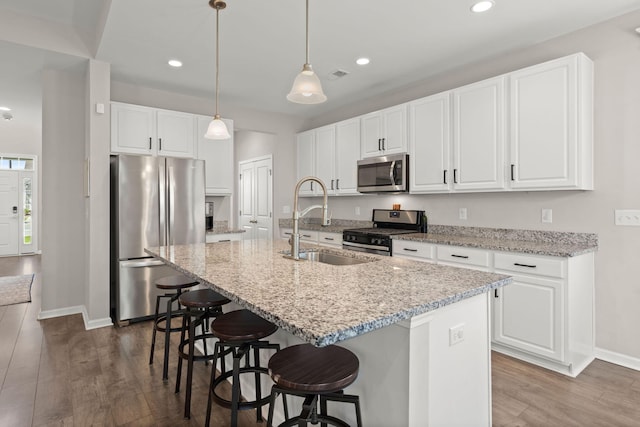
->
left=615, top=209, right=640, bottom=226
left=449, top=324, right=465, bottom=346
left=541, top=208, right=552, bottom=223
left=355, top=206, right=361, bottom=216
left=459, top=208, right=467, bottom=220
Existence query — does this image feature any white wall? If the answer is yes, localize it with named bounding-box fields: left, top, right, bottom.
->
left=299, top=10, right=640, bottom=361
left=40, top=66, right=87, bottom=313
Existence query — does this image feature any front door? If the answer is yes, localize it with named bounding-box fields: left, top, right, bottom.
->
left=238, top=156, right=273, bottom=240
left=0, top=171, right=20, bottom=255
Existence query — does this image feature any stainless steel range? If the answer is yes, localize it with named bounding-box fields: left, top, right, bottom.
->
left=342, top=209, right=426, bottom=256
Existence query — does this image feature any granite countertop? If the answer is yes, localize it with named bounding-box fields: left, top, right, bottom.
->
left=146, top=240, right=510, bottom=347
left=207, top=220, right=245, bottom=235
left=278, top=218, right=372, bottom=234
left=394, top=225, right=598, bottom=257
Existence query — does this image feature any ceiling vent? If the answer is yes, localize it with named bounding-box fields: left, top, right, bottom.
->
left=327, top=69, right=350, bottom=80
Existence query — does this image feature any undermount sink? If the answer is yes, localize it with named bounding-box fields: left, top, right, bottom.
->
left=283, top=250, right=374, bottom=266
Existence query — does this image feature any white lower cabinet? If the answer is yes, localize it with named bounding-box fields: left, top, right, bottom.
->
left=279, top=228, right=342, bottom=248
left=279, top=228, right=318, bottom=244
left=391, top=239, right=594, bottom=376
left=318, top=231, right=342, bottom=248
left=206, top=233, right=243, bottom=243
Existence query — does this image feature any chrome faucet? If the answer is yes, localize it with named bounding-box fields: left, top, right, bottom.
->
left=289, top=176, right=330, bottom=260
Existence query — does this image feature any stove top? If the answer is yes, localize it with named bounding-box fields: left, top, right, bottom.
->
left=343, top=227, right=419, bottom=237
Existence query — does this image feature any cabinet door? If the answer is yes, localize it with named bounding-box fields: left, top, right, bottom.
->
left=493, top=274, right=564, bottom=362
left=110, top=103, right=155, bottom=155
left=315, top=125, right=336, bottom=194
left=509, top=54, right=590, bottom=190
left=381, top=105, right=407, bottom=154
left=360, top=112, right=383, bottom=158
left=334, top=118, right=361, bottom=195
left=409, top=93, right=451, bottom=193
left=157, top=109, right=195, bottom=158
left=196, top=115, right=234, bottom=195
left=296, top=130, right=316, bottom=196
left=452, top=77, right=505, bottom=191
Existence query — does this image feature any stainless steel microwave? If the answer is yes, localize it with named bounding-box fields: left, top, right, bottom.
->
left=357, top=153, right=409, bottom=193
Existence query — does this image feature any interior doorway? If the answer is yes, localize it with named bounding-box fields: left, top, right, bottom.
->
left=238, top=155, right=273, bottom=240
left=0, top=155, right=37, bottom=256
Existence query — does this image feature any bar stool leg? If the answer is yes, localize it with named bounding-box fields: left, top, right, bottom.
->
left=230, top=346, right=244, bottom=427
left=149, top=294, right=162, bottom=365
left=184, top=310, right=197, bottom=419
left=254, top=345, right=263, bottom=422
left=162, top=293, right=173, bottom=381
left=175, top=311, right=189, bottom=394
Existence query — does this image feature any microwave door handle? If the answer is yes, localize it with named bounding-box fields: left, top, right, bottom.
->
left=389, top=161, right=396, bottom=185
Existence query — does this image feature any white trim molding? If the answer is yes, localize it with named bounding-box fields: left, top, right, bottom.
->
left=595, top=347, right=640, bottom=372
left=38, top=305, right=113, bottom=330
left=37, top=305, right=84, bottom=320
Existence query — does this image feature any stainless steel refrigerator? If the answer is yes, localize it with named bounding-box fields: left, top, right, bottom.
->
left=110, top=154, right=205, bottom=325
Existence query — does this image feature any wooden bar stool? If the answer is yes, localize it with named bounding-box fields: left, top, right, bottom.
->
left=266, top=343, right=363, bottom=427
left=149, top=274, right=199, bottom=381
left=205, top=309, right=281, bottom=427
left=176, top=288, right=230, bottom=419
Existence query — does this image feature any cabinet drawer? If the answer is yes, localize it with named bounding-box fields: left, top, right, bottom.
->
left=494, top=252, right=565, bottom=279
left=206, top=233, right=242, bottom=243
left=437, top=245, right=490, bottom=268
left=299, top=230, right=318, bottom=242
left=280, top=228, right=293, bottom=240
left=318, top=232, right=342, bottom=247
left=392, top=240, right=435, bottom=260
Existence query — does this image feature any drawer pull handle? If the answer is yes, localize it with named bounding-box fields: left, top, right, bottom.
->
left=324, top=237, right=334, bottom=241
left=218, top=239, right=231, bottom=242
left=284, top=232, right=292, bottom=236
left=302, top=234, right=312, bottom=238
left=451, top=254, right=469, bottom=259
left=403, top=248, right=418, bottom=252
left=514, top=262, right=537, bottom=268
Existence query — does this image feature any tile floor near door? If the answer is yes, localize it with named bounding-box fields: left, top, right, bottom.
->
left=0, top=255, right=640, bottom=426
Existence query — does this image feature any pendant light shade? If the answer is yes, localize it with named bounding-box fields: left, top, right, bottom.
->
left=204, top=114, right=231, bottom=139
left=287, top=0, right=326, bottom=104
left=205, top=0, right=230, bottom=140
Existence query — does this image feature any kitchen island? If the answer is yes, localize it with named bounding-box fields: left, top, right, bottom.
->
left=146, top=239, right=511, bottom=426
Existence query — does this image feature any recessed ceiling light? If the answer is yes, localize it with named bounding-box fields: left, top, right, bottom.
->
left=0, top=106, right=11, bottom=111
left=356, top=57, right=370, bottom=66
left=471, top=1, right=494, bottom=13
left=168, top=59, right=183, bottom=68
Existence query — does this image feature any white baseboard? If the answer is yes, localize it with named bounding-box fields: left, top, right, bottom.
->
left=595, top=347, right=640, bottom=372
left=81, top=306, right=113, bottom=330
left=38, top=305, right=113, bottom=330
left=38, top=305, right=84, bottom=320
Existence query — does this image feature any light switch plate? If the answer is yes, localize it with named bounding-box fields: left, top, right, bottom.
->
left=541, top=208, right=553, bottom=223
left=459, top=208, right=467, bottom=220
left=615, top=209, right=640, bottom=226
left=449, top=324, right=465, bottom=346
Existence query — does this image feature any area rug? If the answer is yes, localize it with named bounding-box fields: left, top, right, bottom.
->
left=0, top=274, right=34, bottom=306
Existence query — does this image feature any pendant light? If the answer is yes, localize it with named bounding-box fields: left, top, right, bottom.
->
left=204, top=0, right=231, bottom=139
left=287, top=0, right=327, bottom=104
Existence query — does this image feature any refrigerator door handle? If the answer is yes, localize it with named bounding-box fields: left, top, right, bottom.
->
left=158, top=158, right=167, bottom=247
left=167, top=165, right=175, bottom=245
left=120, top=259, right=166, bottom=268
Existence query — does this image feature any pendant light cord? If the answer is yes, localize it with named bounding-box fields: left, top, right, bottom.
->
left=305, top=0, right=310, bottom=65
left=215, top=6, right=220, bottom=117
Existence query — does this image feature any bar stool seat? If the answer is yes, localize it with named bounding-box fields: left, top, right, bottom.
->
left=149, top=274, right=199, bottom=381
left=176, top=288, right=230, bottom=419
left=266, top=344, right=363, bottom=427
left=206, top=309, right=280, bottom=427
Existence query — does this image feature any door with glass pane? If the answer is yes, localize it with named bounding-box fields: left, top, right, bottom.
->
left=20, top=172, right=34, bottom=254
left=0, top=171, right=19, bottom=255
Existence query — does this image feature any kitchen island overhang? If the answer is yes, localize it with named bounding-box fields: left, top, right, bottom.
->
left=146, top=240, right=511, bottom=426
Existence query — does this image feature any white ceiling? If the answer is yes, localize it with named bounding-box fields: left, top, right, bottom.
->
left=1, top=0, right=640, bottom=123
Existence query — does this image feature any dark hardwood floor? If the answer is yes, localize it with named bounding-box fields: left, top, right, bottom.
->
left=0, top=255, right=639, bottom=426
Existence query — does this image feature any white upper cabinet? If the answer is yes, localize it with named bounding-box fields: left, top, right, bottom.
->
left=296, top=119, right=362, bottom=197
left=334, top=118, right=361, bottom=195
left=315, top=125, right=336, bottom=194
left=195, top=115, right=234, bottom=195
left=156, top=109, right=195, bottom=158
left=452, top=76, right=506, bottom=192
left=111, top=102, right=195, bottom=158
left=409, top=92, right=451, bottom=193
left=111, top=103, right=156, bottom=155
left=508, top=53, right=593, bottom=190
left=361, top=105, right=407, bottom=158
left=296, top=130, right=316, bottom=196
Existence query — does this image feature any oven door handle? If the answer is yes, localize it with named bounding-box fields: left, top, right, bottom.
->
left=342, top=241, right=390, bottom=252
